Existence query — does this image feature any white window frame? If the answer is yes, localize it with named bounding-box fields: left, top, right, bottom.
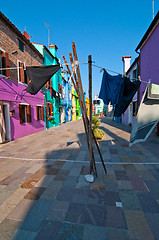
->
left=17, top=60, right=27, bottom=85
left=20, top=103, right=29, bottom=124
left=0, top=48, right=6, bottom=76
left=37, top=105, right=43, bottom=121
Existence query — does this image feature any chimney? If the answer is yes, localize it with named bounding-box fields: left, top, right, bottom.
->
left=122, top=56, right=131, bottom=73
left=23, top=31, right=31, bottom=40
left=48, top=43, right=58, bottom=58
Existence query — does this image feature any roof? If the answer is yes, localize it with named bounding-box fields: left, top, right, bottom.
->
left=32, top=42, right=59, bottom=64
left=126, top=57, right=139, bottom=75
left=0, top=11, right=44, bottom=60
left=136, top=11, right=159, bottom=51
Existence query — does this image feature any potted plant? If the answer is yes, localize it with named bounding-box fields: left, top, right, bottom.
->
left=92, top=115, right=105, bottom=140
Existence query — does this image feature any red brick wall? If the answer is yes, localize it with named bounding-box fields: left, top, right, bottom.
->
left=0, top=17, right=43, bottom=83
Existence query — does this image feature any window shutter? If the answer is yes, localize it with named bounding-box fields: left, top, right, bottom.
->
left=5, top=53, right=10, bottom=77
left=59, top=83, right=62, bottom=93
left=1, top=52, right=6, bottom=76
left=46, top=103, right=49, bottom=116
left=46, top=81, right=49, bottom=89
left=36, top=106, right=39, bottom=121
left=20, top=62, right=24, bottom=82
left=50, top=104, right=53, bottom=116
left=27, top=105, right=31, bottom=123
left=27, top=76, right=30, bottom=85
left=19, top=104, right=23, bottom=124
left=49, top=79, right=52, bottom=88
left=41, top=106, right=44, bottom=120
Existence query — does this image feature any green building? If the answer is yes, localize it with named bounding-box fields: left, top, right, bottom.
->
left=33, top=43, right=62, bottom=128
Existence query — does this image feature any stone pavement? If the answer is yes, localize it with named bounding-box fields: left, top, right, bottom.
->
left=0, top=117, right=159, bottom=240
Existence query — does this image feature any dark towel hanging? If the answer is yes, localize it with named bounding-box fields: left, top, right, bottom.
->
left=25, top=65, right=60, bottom=95
left=98, top=69, right=122, bottom=105
left=114, top=76, right=141, bottom=117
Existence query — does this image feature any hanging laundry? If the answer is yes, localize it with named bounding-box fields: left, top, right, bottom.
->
left=98, top=69, right=122, bottom=105
left=114, top=77, right=141, bottom=117
left=129, top=83, right=159, bottom=147
left=25, top=65, right=60, bottom=95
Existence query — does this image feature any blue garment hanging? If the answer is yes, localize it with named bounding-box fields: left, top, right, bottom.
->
left=114, top=76, right=141, bottom=117
left=98, top=69, right=122, bottom=105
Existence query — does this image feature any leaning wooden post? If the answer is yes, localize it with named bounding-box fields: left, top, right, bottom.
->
left=72, top=42, right=97, bottom=174
left=63, top=54, right=97, bottom=176
left=88, top=55, right=93, bottom=173
left=69, top=52, right=97, bottom=176
left=72, top=42, right=107, bottom=174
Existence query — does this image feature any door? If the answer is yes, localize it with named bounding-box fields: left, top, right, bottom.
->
left=0, top=103, right=11, bottom=143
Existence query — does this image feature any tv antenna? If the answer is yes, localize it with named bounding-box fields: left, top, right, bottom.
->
left=43, top=21, right=50, bottom=47
left=152, top=0, right=155, bottom=19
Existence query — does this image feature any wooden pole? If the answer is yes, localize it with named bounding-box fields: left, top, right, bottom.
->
left=72, top=42, right=107, bottom=174
left=88, top=55, right=93, bottom=173
left=72, top=43, right=98, bottom=175
left=63, top=54, right=97, bottom=176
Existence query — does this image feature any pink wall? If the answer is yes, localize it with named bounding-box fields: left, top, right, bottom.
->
left=0, top=77, right=45, bottom=141
left=140, top=23, right=159, bottom=102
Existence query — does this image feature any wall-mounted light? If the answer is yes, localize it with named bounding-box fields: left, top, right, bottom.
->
left=10, top=109, right=15, bottom=117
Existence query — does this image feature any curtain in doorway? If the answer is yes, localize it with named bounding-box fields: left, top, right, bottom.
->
left=0, top=103, right=6, bottom=143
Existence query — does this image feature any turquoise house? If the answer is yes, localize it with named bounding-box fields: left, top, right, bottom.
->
left=32, top=43, right=62, bottom=129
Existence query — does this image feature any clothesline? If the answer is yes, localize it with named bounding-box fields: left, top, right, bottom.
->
left=0, top=63, right=150, bottom=85
left=92, top=64, right=149, bottom=84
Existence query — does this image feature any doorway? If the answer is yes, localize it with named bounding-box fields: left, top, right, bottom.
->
left=0, top=103, right=11, bottom=143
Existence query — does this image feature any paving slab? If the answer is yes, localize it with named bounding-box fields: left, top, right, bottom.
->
left=0, top=117, right=159, bottom=239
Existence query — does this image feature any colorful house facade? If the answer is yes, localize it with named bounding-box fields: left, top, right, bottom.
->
left=0, top=11, right=44, bottom=143
left=61, top=70, right=72, bottom=123
left=93, top=94, right=104, bottom=115
left=122, top=11, right=159, bottom=135
left=71, top=84, right=76, bottom=121
left=85, top=97, right=90, bottom=117
left=32, top=43, right=62, bottom=128
left=75, top=91, right=80, bottom=120
left=135, top=11, right=159, bottom=134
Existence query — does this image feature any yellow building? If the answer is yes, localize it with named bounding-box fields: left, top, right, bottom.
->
left=71, top=84, right=76, bottom=121
left=86, top=97, right=90, bottom=117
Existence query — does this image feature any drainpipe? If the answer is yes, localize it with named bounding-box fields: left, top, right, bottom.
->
left=135, top=49, right=140, bottom=106
left=42, top=46, right=47, bottom=129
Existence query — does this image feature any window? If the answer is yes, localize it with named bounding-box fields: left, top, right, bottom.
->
left=93, top=100, right=100, bottom=105
left=133, top=101, right=138, bottom=116
left=19, top=39, right=24, bottom=52
left=36, top=106, right=44, bottom=121
left=46, top=103, right=53, bottom=116
left=19, top=104, right=31, bottom=124
left=18, top=61, right=29, bottom=84
left=0, top=50, right=10, bottom=77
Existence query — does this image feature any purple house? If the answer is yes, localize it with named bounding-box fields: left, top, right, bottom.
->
left=0, top=11, right=45, bottom=143
left=136, top=11, right=159, bottom=101
left=0, top=77, right=44, bottom=142
left=135, top=11, right=159, bottom=135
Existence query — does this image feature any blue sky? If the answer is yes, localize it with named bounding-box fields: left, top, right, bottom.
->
left=1, top=0, right=159, bottom=98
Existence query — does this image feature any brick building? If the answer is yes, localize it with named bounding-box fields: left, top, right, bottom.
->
left=0, top=11, right=45, bottom=143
